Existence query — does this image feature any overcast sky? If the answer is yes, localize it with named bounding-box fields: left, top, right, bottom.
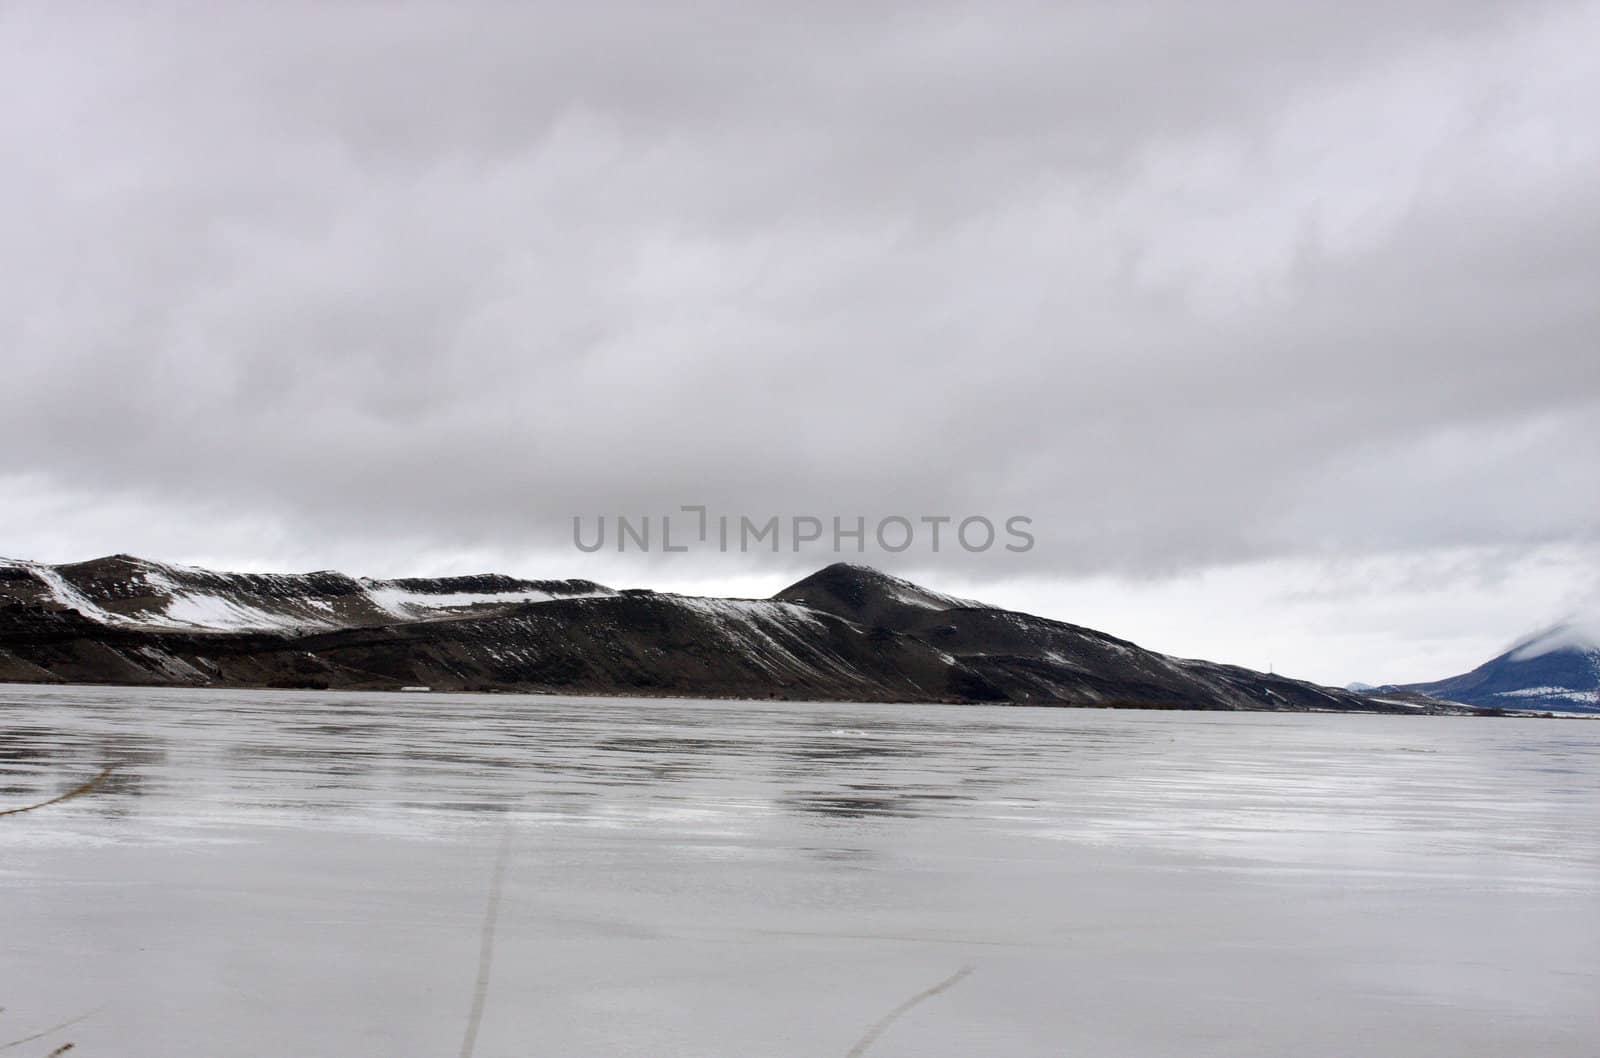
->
left=2, top=1, right=1596, bottom=686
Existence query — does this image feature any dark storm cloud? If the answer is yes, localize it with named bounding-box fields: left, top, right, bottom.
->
left=2, top=0, right=1597, bottom=584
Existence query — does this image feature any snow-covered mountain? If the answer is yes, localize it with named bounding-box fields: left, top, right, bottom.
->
left=1395, top=616, right=1600, bottom=714
left=0, top=555, right=1465, bottom=713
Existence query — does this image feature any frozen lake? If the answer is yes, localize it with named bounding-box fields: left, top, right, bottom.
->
left=2, top=684, right=1596, bottom=1057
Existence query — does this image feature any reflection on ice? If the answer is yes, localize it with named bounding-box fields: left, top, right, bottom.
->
left=1, top=684, right=1597, bottom=1057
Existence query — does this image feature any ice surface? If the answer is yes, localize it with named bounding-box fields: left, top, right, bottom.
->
left=1, top=686, right=1596, bottom=1058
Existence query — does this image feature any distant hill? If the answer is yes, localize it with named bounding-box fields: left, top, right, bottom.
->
left=0, top=555, right=1471, bottom=713
left=1393, top=617, right=1600, bottom=714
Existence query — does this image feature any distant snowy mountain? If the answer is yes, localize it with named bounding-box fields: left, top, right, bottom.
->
left=1395, top=616, right=1600, bottom=714
left=0, top=555, right=1442, bottom=713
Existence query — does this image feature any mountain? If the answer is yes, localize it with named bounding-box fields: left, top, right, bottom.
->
left=0, top=554, right=611, bottom=631
left=1393, top=617, right=1600, bottom=714
left=0, top=555, right=1466, bottom=712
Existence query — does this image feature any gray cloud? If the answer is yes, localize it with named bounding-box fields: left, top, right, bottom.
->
left=2, top=1, right=1596, bottom=674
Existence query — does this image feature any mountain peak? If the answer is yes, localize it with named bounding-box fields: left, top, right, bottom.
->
left=1401, top=610, right=1600, bottom=713
left=773, top=563, right=985, bottom=623
left=58, top=553, right=158, bottom=572
left=1506, top=613, right=1600, bottom=662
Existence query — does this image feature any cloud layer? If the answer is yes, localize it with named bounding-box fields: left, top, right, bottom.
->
left=3, top=1, right=1597, bottom=680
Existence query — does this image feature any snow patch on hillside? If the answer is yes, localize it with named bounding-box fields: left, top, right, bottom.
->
left=157, top=591, right=317, bottom=632
left=673, top=597, right=860, bottom=680
left=363, top=586, right=603, bottom=620
left=133, top=570, right=326, bottom=632
left=1493, top=685, right=1599, bottom=705
left=6, top=560, right=125, bottom=625
left=879, top=576, right=986, bottom=611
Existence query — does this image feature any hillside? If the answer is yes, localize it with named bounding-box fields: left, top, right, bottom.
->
left=1394, top=618, right=1600, bottom=714
left=0, top=556, right=1469, bottom=713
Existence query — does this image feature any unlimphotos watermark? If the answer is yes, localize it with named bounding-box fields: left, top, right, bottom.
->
left=572, top=507, right=1034, bottom=554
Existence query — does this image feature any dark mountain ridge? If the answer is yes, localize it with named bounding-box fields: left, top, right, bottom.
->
left=0, top=555, right=1474, bottom=713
